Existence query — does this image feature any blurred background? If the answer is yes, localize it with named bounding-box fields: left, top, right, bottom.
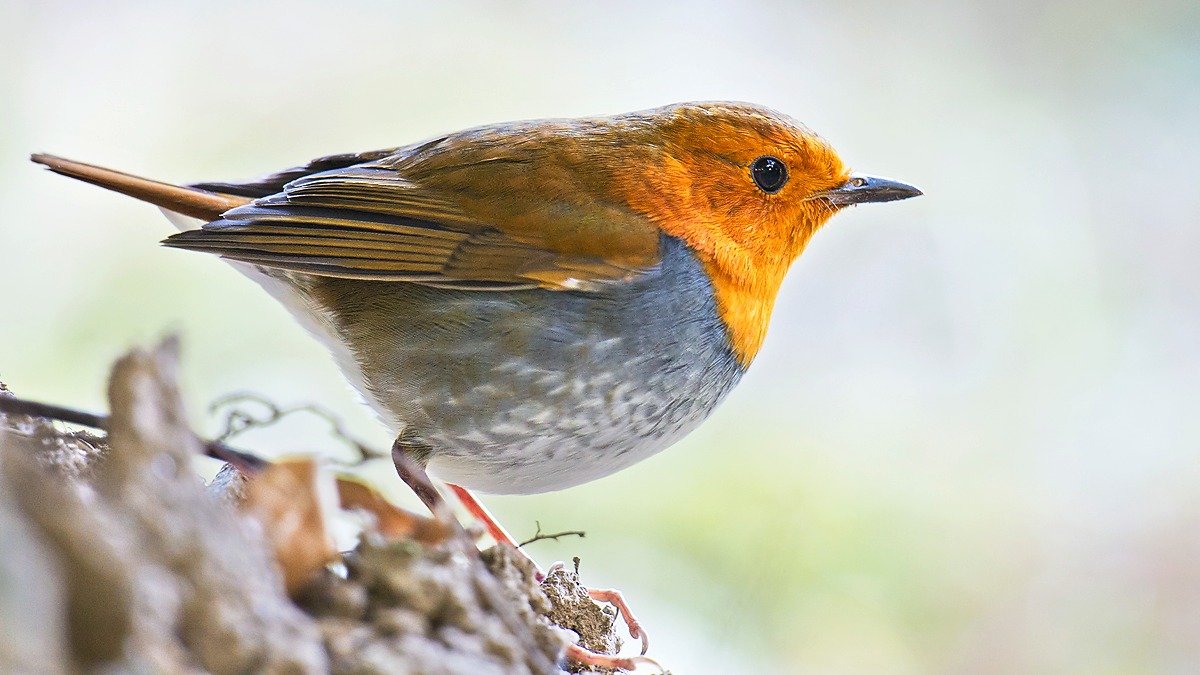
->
left=2, top=1, right=1198, bottom=672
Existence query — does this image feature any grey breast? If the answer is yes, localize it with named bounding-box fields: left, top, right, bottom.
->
left=311, top=235, right=745, bottom=494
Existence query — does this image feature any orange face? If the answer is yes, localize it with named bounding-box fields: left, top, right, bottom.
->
left=616, top=103, right=857, bottom=365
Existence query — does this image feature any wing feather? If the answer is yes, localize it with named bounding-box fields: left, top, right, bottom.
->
left=164, top=129, right=662, bottom=290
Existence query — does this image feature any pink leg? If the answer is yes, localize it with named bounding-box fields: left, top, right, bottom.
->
left=564, top=644, right=663, bottom=672
left=543, top=562, right=649, bottom=656
left=589, top=587, right=649, bottom=655
left=446, top=483, right=521, bottom=548
left=447, top=483, right=548, bottom=578
left=448, top=485, right=651, bottom=658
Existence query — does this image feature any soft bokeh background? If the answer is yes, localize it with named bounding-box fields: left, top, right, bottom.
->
left=3, top=1, right=1198, bottom=672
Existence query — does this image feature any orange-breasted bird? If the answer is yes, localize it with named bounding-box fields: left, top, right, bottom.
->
left=32, top=101, right=920, bottom=669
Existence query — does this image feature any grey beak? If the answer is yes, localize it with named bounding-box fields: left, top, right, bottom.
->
left=821, top=173, right=923, bottom=206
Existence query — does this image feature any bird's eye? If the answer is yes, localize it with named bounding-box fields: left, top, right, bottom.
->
left=751, top=156, right=788, bottom=194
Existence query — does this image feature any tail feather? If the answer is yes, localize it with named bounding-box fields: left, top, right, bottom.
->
left=30, top=153, right=250, bottom=221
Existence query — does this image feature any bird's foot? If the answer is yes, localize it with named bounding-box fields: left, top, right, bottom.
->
left=589, top=586, right=648, bottom=655
left=446, top=484, right=651, bottom=659
left=545, top=561, right=649, bottom=656
left=564, top=644, right=663, bottom=673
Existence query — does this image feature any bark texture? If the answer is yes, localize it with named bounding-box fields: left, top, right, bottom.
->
left=0, top=341, right=624, bottom=674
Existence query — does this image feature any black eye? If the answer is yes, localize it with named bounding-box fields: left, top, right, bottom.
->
left=751, top=156, right=788, bottom=193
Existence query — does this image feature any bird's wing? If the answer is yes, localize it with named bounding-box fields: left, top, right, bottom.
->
left=164, top=137, right=662, bottom=291
left=187, top=147, right=403, bottom=198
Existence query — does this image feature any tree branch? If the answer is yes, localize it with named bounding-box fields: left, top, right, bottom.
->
left=0, top=394, right=267, bottom=472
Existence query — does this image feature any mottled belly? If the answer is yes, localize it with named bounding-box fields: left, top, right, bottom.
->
left=304, top=236, right=745, bottom=494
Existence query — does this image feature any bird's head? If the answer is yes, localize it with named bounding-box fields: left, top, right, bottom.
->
left=611, top=101, right=922, bottom=365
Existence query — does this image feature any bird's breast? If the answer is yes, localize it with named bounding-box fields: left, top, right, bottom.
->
left=307, top=235, right=746, bottom=494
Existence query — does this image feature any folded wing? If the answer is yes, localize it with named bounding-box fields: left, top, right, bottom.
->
left=165, top=135, right=662, bottom=291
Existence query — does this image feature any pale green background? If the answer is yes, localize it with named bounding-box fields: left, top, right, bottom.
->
left=3, top=1, right=1199, bottom=672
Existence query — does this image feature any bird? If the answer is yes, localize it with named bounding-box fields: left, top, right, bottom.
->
left=32, top=101, right=920, bottom=669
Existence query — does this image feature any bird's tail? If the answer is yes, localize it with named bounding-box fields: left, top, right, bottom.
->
left=29, top=154, right=249, bottom=221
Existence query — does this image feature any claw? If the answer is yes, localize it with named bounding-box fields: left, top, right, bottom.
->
left=535, top=559, right=567, bottom=583
left=446, top=487, right=654, bottom=660
left=587, top=587, right=648, bottom=654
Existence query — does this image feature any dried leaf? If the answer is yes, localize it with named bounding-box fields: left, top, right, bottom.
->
left=241, top=458, right=338, bottom=596
left=336, top=476, right=450, bottom=544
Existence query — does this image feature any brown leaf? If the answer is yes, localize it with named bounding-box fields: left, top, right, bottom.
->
left=336, top=476, right=451, bottom=545
left=241, top=458, right=338, bottom=596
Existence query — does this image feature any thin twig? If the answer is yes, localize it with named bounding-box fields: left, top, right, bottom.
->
left=518, top=520, right=587, bottom=547
left=208, top=391, right=383, bottom=463
left=0, top=394, right=267, bottom=472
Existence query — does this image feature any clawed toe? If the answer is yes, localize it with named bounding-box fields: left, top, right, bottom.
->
left=587, top=587, right=648, bottom=654
left=543, top=562, right=650, bottom=656
left=564, top=644, right=664, bottom=673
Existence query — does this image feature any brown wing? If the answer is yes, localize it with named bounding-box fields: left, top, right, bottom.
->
left=164, top=129, right=662, bottom=291
left=187, top=147, right=404, bottom=198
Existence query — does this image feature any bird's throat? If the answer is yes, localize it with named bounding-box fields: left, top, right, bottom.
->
left=700, top=258, right=790, bottom=367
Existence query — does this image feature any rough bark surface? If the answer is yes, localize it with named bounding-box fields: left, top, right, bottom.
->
left=0, top=341, right=625, bottom=674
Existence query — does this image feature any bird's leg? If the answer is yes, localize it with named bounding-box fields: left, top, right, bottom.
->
left=388, top=444, right=561, bottom=673
left=564, top=645, right=663, bottom=673
left=449, top=486, right=652, bottom=656
left=588, top=587, right=648, bottom=654
left=541, top=562, right=650, bottom=656
left=393, top=444, right=651, bottom=662
left=390, top=440, right=459, bottom=525
left=446, top=483, right=527, bottom=553
left=388, top=438, right=521, bottom=555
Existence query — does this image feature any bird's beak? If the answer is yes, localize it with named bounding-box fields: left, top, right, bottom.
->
left=818, top=173, right=923, bottom=206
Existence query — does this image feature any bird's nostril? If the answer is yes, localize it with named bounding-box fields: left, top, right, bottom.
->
left=851, top=176, right=868, bottom=188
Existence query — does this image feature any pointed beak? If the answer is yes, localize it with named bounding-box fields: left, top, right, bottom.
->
left=819, top=173, right=923, bottom=206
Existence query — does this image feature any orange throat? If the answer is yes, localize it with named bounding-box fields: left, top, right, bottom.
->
left=650, top=207, right=824, bottom=367
left=648, top=212, right=827, bottom=368
left=699, top=249, right=795, bottom=367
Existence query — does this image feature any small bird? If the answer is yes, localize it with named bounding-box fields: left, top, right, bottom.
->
left=33, top=101, right=919, bottom=669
